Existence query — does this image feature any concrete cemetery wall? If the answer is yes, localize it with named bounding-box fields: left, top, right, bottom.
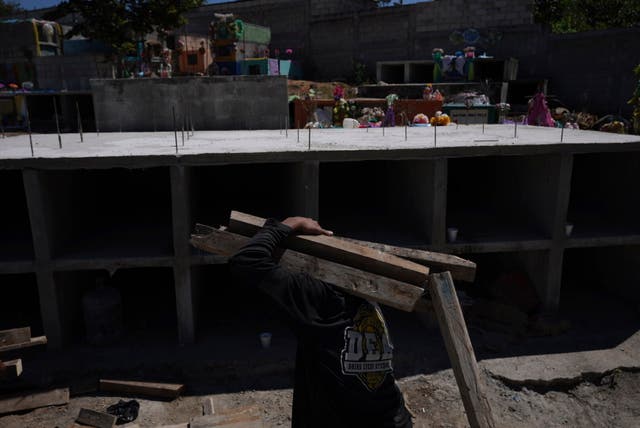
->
left=90, top=75, right=289, bottom=131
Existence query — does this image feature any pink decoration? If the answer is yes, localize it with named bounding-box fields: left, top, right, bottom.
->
left=527, top=92, right=555, bottom=127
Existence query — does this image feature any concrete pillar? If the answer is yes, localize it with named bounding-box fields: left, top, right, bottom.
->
left=170, top=165, right=196, bottom=344
left=291, top=160, right=319, bottom=219
left=22, top=169, right=63, bottom=348
left=427, top=158, right=448, bottom=246
left=542, top=153, right=574, bottom=311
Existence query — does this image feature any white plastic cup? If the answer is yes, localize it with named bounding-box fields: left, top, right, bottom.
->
left=565, top=223, right=574, bottom=237
left=259, top=332, right=272, bottom=349
left=447, top=227, right=459, bottom=243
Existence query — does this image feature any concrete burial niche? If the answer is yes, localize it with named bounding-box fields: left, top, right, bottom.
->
left=90, top=75, right=288, bottom=132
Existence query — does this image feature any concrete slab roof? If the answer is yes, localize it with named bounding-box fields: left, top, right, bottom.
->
left=1, top=125, right=639, bottom=169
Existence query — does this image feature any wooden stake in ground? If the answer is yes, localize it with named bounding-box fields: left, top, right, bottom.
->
left=428, top=272, right=495, bottom=428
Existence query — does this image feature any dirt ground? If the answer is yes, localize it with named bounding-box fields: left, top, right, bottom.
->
left=2, top=369, right=639, bottom=427
left=1, top=287, right=639, bottom=427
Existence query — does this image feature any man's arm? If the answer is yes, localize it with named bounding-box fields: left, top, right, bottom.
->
left=228, top=216, right=332, bottom=286
left=228, top=217, right=335, bottom=333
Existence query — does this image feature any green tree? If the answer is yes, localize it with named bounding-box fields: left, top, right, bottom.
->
left=533, top=0, right=640, bottom=33
left=44, top=0, right=203, bottom=55
left=0, top=0, right=22, bottom=17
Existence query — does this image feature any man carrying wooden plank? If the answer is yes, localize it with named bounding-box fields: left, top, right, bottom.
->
left=228, top=216, right=413, bottom=428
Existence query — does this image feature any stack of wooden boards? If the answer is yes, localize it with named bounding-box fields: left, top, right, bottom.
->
left=0, top=326, right=47, bottom=381
left=192, top=211, right=476, bottom=312
left=191, top=211, right=495, bottom=428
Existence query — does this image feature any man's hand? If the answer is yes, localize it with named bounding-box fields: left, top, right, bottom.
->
left=282, top=217, right=333, bottom=236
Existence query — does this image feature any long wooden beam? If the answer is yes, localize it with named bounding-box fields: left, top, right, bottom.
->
left=429, top=272, right=495, bottom=428
left=227, top=211, right=429, bottom=285
left=191, top=226, right=425, bottom=312
left=99, top=379, right=185, bottom=399
left=0, top=327, right=31, bottom=347
left=0, top=336, right=47, bottom=354
left=0, top=388, right=69, bottom=415
left=339, top=237, right=476, bottom=282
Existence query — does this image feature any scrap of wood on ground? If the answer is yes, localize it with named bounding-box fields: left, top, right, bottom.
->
left=191, top=210, right=495, bottom=428
left=0, top=387, right=69, bottom=415
left=76, top=407, right=117, bottom=428
left=0, top=359, right=22, bottom=380
left=99, top=379, right=185, bottom=399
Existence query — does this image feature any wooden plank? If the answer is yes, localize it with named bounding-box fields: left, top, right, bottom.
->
left=0, top=359, right=23, bottom=380
left=340, top=237, right=476, bottom=282
left=428, top=272, right=495, bottom=428
left=76, top=408, right=117, bottom=428
left=0, top=336, right=47, bottom=353
left=191, top=226, right=424, bottom=312
left=0, top=327, right=31, bottom=347
left=227, top=211, right=429, bottom=285
left=191, top=404, right=262, bottom=428
left=99, top=379, right=185, bottom=399
left=0, top=387, right=69, bottom=415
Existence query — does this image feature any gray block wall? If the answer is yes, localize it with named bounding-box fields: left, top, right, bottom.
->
left=90, top=76, right=289, bottom=131
left=34, top=55, right=114, bottom=91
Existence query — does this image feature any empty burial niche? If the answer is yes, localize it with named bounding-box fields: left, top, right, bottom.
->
left=473, top=59, right=506, bottom=82
left=191, top=163, right=301, bottom=230
left=44, top=168, right=173, bottom=259
left=54, top=268, right=177, bottom=345
left=0, top=171, right=34, bottom=262
left=462, top=250, right=549, bottom=314
left=0, top=273, right=43, bottom=336
left=568, top=152, right=640, bottom=237
left=560, top=246, right=640, bottom=350
left=379, top=63, right=405, bottom=84
left=408, top=62, right=433, bottom=83
left=192, top=265, right=294, bottom=348
left=447, top=155, right=556, bottom=242
left=320, top=160, right=432, bottom=246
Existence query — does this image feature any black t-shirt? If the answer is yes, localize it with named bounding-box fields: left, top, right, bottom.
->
left=229, top=219, right=412, bottom=428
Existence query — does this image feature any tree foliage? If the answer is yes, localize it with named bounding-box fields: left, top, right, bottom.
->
left=533, top=0, right=640, bottom=33
left=0, top=0, right=22, bottom=17
left=44, top=0, right=203, bottom=54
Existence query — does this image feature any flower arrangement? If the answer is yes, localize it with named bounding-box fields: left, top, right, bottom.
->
left=413, top=113, right=429, bottom=125
left=600, top=121, right=627, bottom=134
left=359, top=107, right=385, bottom=126
left=430, top=111, right=451, bottom=126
